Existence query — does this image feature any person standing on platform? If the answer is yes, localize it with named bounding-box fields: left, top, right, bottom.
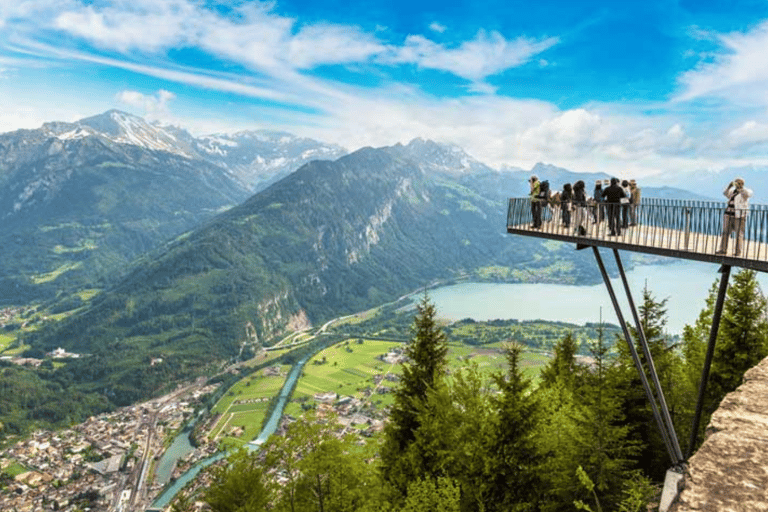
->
left=529, top=175, right=542, bottom=229
left=717, top=177, right=753, bottom=256
left=573, top=180, right=588, bottom=236
left=592, top=180, right=604, bottom=223
left=629, top=180, right=641, bottom=226
left=621, top=179, right=631, bottom=229
left=561, top=183, right=573, bottom=229
left=602, top=177, right=626, bottom=236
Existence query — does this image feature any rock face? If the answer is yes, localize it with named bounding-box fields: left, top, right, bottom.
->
left=671, top=356, right=768, bottom=511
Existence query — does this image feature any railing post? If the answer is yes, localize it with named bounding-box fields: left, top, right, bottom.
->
left=684, top=207, right=691, bottom=249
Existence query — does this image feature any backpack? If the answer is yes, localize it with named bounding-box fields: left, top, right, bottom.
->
left=538, top=180, right=550, bottom=200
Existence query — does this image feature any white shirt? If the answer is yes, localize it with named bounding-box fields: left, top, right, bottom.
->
left=724, top=184, right=753, bottom=218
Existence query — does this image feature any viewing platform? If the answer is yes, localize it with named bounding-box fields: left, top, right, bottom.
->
left=507, top=197, right=768, bottom=273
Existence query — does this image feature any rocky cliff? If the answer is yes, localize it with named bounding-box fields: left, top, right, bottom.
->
left=671, top=356, right=768, bottom=511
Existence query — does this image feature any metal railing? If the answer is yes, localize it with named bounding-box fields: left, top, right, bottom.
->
left=507, top=197, right=768, bottom=263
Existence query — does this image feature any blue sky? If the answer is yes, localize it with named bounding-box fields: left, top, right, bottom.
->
left=2, top=0, right=768, bottom=178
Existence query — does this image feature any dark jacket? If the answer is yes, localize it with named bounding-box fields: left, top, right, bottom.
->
left=573, top=187, right=586, bottom=206
left=602, top=184, right=626, bottom=203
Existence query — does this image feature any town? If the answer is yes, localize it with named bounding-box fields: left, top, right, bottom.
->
left=0, top=344, right=407, bottom=512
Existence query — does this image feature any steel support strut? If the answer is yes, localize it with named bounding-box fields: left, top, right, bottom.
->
left=686, top=265, right=731, bottom=459
left=612, top=249, right=685, bottom=466
left=592, top=247, right=678, bottom=465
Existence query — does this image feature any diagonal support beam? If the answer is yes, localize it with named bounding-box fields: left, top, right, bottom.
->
left=613, top=249, right=685, bottom=466
left=686, top=265, right=731, bottom=459
left=592, top=246, right=678, bottom=465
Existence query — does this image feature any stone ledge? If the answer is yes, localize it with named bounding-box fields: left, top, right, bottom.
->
left=669, top=356, right=768, bottom=511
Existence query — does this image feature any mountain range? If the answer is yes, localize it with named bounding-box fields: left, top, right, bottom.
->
left=0, top=110, right=345, bottom=305
left=1, top=110, right=741, bottom=405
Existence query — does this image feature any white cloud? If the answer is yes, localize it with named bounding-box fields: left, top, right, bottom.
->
left=116, top=89, right=175, bottom=119
left=49, top=0, right=556, bottom=85
left=429, top=22, right=446, bottom=34
left=384, top=30, right=559, bottom=82
left=54, top=0, right=195, bottom=53
left=8, top=0, right=768, bottom=179
left=676, top=20, right=768, bottom=105
left=287, top=24, right=385, bottom=69
left=727, top=120, right=768, bottom=147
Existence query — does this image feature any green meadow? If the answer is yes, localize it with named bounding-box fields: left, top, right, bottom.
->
left=283, top=338, right=550, bottom=418
left=209, top=365, right=290, bottom=448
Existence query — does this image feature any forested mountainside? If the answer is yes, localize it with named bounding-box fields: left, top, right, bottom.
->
left=21, top=142, right=599, bottom=405
left=0, top=111, right=344, bottom=305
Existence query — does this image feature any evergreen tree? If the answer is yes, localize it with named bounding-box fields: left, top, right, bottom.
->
left=264, top=412, right=379, bottom=512
left=539, top=331, right=580, bottom=390
left=400, top=477, right=462, bottom=512
left=536, top=380, right=582, bottom=512
left=615, top=287, right=683, bottom=478
left=204, top=449, right=271, bottom=512
left=406, top=366, right=496, bottom=511
left=710, top=269, right=768, bottom=408
left=574, top=323, right=638, bottom=511
left=380, top=293, right=449, bottom=495
left=485, top=343, right=543, bottom=511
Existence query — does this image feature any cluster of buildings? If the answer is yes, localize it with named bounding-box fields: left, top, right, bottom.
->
left=0, top=380, right=217, bottom=512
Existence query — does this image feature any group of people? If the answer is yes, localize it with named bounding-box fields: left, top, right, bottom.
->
left=527, top=175, right=754, bottom=257
left=528, top=175, right=641, bottom=237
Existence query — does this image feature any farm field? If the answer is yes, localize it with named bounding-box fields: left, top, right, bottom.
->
left=208, top=364, right=290, bottom=448
left=285, top=338, right=404, bottom=418
left=283, top=338, right=551, bottom=418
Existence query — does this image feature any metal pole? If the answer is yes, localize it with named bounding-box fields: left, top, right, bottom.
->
left=591, top=246, right=678, bottom=464
left=613, top=249, right=685, bottom=465
left=686, top=264, right=731, bottom=459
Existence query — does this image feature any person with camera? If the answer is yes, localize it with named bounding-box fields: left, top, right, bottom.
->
left=716, top=177, right=753, bottom=256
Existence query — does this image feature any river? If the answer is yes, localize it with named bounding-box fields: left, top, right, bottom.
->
left=149, top=355, right=309, bottom=510
left=426, top=260, right=768, bottom=335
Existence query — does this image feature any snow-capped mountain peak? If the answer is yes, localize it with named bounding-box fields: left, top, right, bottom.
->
left=74, top=110, right=195, bottom=157
left=393, top=137, right=493, bottom=176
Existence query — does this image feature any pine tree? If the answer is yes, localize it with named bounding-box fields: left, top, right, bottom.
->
left=539, top=331, right=580, bottom=390
left=380, top=292, right=449, bottom=495
left=710, top=269, right=768, bottom=406
left=616, top=287, right=683, bottom=478
left=486, top=343, right=543, bottom=511
left=574, top=323, right=638, bottom=511
left=204, top=449, right=271, bottom=512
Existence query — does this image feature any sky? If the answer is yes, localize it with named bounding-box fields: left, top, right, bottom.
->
left=3, top=0, right=768, bottom=179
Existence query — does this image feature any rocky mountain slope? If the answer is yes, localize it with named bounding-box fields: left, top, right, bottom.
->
left=0, top=111, right=344, bottom=305
left=23, top=140, right=594, bottom=404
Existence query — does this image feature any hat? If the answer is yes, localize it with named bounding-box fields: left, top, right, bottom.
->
left=630, top=179, right=636, bottom=185
left=595, top=179, right=601, bottom=185
left=529, top=175, right=538, bottom=182
left=603, top=179, right=610, bottom=185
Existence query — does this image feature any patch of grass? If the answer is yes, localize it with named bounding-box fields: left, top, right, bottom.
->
left=0, top=333, right=16, bottom=353
left=77, top=289, right=102, bottom=301
left=30, top=262, right=83, bottom=284
left=3, top=461, right=28, bottom=477
left=208, top=366, right=289, bottom=443
left=52, top=240, right=98, bottom=254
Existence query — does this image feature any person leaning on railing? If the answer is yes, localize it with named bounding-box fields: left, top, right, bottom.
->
left=717, top=178, right=753, bottom=257
left=629, top=180, right=640, bottom=226
left=528, top=175, right=542, bottom=229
